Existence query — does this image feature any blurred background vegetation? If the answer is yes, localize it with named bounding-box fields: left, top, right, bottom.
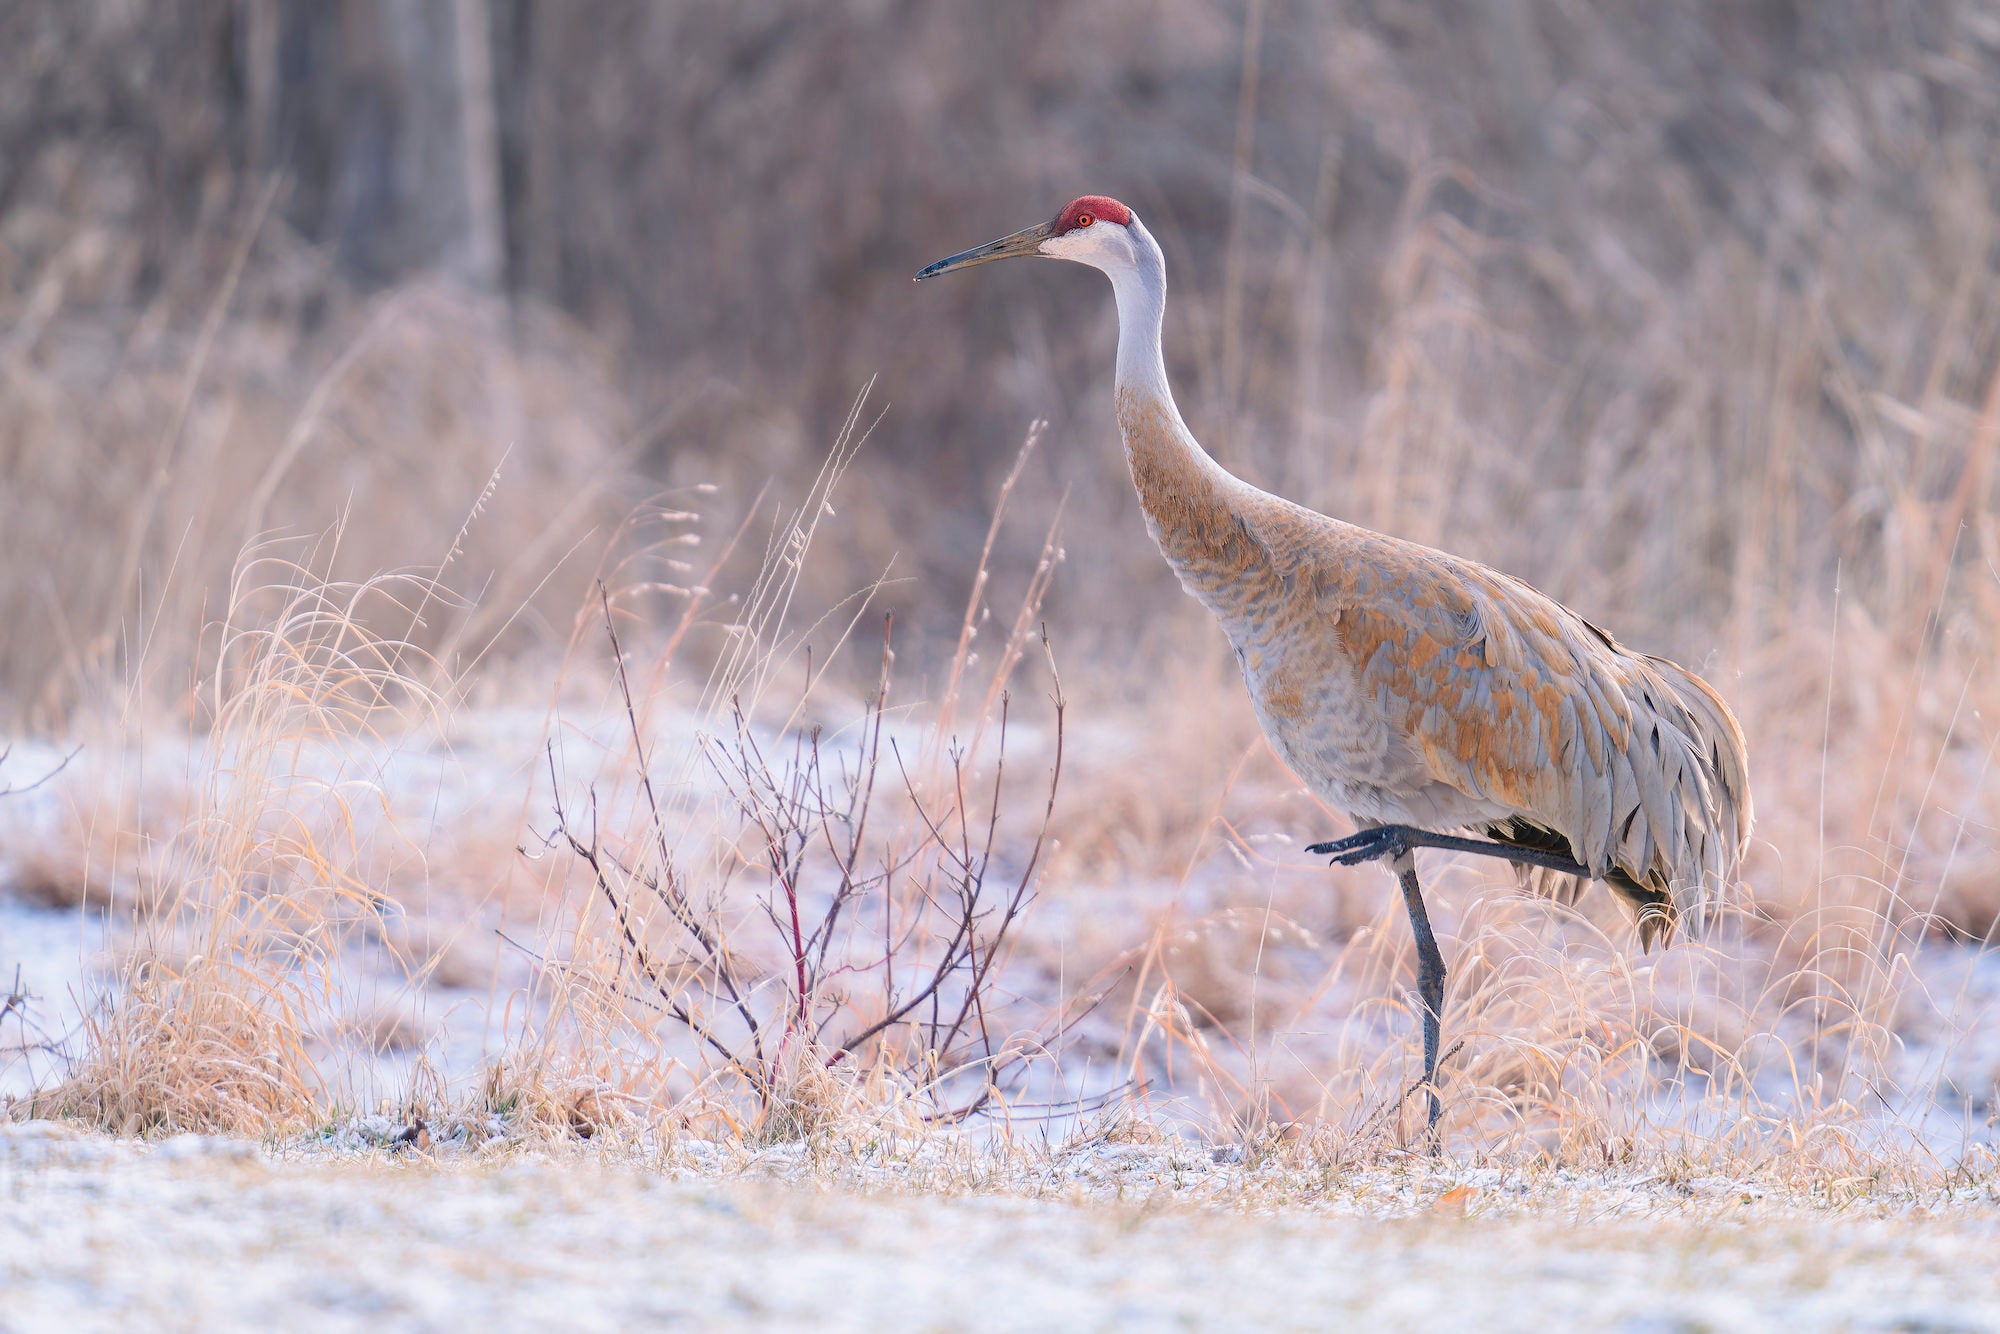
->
left=3, top=1, right=1998, bottom=738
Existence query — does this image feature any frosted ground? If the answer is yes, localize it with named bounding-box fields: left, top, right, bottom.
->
left=4, top=1121, right=2000, bottom=1332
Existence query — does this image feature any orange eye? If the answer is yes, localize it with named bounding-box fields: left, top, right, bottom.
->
left=1076, top=213, right=1094, bottom=228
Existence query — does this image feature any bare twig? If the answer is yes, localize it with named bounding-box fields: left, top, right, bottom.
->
left=0, top=744, right=81, bottom=799
left=546, top=764, right=762, bottom=1087
left=597, top=584, right=765, bottom=1059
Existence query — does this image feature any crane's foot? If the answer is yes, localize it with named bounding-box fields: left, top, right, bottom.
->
left=1309, top=824, right=1594, bottom=880
left=1307, top=826, right=1411, bottom=866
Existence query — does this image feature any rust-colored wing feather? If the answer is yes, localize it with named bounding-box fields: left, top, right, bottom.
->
left=1269, top=512, right=1751, bottom=942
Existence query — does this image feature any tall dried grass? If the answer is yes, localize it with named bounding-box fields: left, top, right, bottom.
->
left=0, top=202, right=630, bottom=721
left=28, top=554, right=453, bottom=1133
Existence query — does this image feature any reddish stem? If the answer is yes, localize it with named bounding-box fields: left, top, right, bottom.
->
left=780, top=859, right=810, bottom=1036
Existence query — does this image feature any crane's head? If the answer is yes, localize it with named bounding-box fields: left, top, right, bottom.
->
left=915, top=195, right=1141, bottom=282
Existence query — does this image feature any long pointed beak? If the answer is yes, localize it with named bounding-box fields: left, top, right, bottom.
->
left=914, top=220, right=1054, bottom=281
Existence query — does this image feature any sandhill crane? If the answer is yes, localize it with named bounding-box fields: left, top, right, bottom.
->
left=917, top=195, right=1753, bottom=1144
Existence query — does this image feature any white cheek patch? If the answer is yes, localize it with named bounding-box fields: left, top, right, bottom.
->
left=1041, top=228, right=1121, bottom=265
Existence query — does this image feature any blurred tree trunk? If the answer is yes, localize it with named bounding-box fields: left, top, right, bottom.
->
left=451, top=0, right=504, bottom=290
left=241, top=0, right=507, bottom=288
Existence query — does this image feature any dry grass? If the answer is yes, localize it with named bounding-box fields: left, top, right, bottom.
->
left=21, top=560, right=461, bottom=1133
left=0, top=236, right=630, bottom=721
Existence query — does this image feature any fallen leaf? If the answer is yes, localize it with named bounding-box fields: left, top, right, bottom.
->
left=1435, top=1184, right=1479, bottom=1212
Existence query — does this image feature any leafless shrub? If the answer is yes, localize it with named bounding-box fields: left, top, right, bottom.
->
left=520, top=420, right=1077, bottom=1139
left=551, top=612, right=1063, bottom=1133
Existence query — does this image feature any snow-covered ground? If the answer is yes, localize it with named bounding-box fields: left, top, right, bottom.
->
left=4, top=1122, right=1998, bottom=1332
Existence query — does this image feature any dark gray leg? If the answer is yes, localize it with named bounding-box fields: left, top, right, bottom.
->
left=1314, top=826, right=1538, bottom=1152
left=1394, top=850, right=1447, bottom=1150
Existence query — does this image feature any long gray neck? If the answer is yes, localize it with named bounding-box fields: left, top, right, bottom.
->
left=1106, top=219, right=1231, bottom=485
left=1107, top=221, right=1199, bottom=439
left=1104, top=218, right=1251, bottom=611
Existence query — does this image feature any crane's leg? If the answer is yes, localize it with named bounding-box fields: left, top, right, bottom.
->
left=1313, top=825, right=1582, bottom=1154
left=1393, top=847, right=1448, bottom=1151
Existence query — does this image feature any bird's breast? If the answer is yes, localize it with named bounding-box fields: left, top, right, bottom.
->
left=1229, top=602, right=1413, bottom=801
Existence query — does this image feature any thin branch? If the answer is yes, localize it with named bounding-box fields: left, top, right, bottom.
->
left=0, top=744, right=80, bottom=799
left=596, top=586, right=764, bottom=1057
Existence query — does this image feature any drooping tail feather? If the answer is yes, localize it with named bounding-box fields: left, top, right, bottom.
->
left=1641, top=653, right=1753, bottom=939
left=1493, top=652, right=1751, bottom=948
